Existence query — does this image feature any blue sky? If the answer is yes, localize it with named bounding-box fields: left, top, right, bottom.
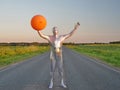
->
left=0, top=0, right=120, bottom=43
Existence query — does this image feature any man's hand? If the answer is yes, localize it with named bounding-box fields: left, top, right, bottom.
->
left=74, top=22, right=80, bottom=29
left=77, top=22, right=80, bottom=26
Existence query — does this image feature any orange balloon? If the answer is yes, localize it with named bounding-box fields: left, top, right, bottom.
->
left=31, top=15, right=47, bottom=31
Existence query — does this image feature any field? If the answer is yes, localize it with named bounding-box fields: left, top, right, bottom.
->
left=1, top=44, right=120, bottom=69
left=0, top=45, right=49, bottom=68
left=67, top=44, right=120, bottom=68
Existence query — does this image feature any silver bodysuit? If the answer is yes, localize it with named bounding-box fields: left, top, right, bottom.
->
left=37, top=22, right=80, bottom=88
left=49, top=36, right=64, bottom=80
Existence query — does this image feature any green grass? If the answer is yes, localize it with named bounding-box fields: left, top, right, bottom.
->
left=67, top=44, right=120, bottom=68
left=0, top=45, right=49, bottom=67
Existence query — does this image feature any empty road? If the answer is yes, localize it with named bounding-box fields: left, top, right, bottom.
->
left=0, top=47, right=120, bottom=90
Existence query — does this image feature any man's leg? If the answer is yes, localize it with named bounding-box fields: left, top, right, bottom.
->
left=49, top=55, right=56, bottom=88
left=56, top=54, right=67, bottom=88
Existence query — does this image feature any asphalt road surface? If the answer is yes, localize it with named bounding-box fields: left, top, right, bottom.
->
left=0, top=47, right=120, bottom=90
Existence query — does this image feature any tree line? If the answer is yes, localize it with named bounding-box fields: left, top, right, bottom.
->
left=0, top=41, right=119, bottom=46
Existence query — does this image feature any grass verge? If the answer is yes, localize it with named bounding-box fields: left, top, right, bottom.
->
left=0, top=45, right=49, bottom=68
left=67, top=44, right=120, bottom=68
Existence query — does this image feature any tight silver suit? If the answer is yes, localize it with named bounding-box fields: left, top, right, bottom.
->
left=37, top=22, right=80, bottom=88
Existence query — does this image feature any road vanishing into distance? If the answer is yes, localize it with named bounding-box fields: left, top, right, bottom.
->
left=0, top=47, right=120, bottom=90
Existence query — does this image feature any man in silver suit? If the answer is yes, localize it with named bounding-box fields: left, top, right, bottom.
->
left=37, top=22, right=80, bottom=88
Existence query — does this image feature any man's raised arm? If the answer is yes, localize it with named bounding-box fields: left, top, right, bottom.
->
left=62, top=22, right=80, bottom=40
left=37, top=31, right=50, bottom=41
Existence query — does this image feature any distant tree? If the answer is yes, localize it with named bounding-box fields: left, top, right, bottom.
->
left=109, top=41, right=120, bottom=44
